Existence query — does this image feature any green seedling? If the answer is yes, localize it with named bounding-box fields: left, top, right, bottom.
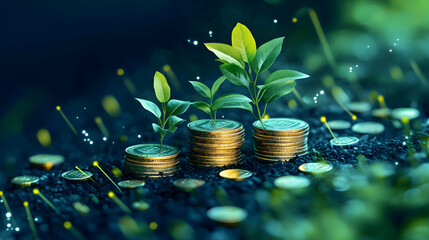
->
left=135, top=71, right=190, bottom=152
left=204, top=22, right=309, bottom=127
left=189, top=76, right=252, bottom=126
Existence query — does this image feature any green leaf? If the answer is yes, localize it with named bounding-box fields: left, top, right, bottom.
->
left=167, top=116, right=185, bottom=128
left=166, top=99, right=190, bottom=116
left=211, top=76, right=227, bottom=98
left=189, top=81, right=211, bottom=98
left=152, top=123, right=163, bottom=133
left=216, top=101, right=253, bottom=113
left=204, top=43, right=245, bottom=68
left=251, top=37, right=284, bottom=74
left=153, top=71, right=170, bottom=103
left=231, top=23, right=257, bottom=63
left=191, top=101, right=212, bottom=115
left=213, top=93, right=252, bottom=110
left=219, top=63, right=250, bottom=87
left=262, top=81, right=296, bottom=103
left=258, top=70, right=309, bottom=90
left=166, top=126, right=177, bottom=133
left=135, top=98, right=161, bottom=118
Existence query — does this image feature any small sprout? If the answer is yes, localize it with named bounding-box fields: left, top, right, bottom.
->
left=189, top=76, right=252, bottom=126
left=135, top=71, right=190, bottom=152
left=204, top=23, right=309, bottom=127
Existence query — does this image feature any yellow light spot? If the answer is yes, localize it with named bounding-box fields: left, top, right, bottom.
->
left=377, top=95, right=384, bottom=104
left=23, top=201, right=29, bottom=207
left=102, top=95, right=122, bottom=117
left=263, top=114, right=269, bottom=119
left=352, top=115, right=357, bottom=121
left=162, top=65, right=171, bottom=72
left=288, top=99, right=297, bottom=109
left=108, top=192, right=115, bottom=198
left=320, top=116, right=326, bottom=123
left=390, top=66, right=403, bottom=81
left=117, top=68, right=125, bottom=76
left=56, top=106, right=61, bottom=111
left=149, top=222, right=158, bottom=230
left=112, top=168, right=122, bottom=177
left=189, top=114, right=198, bottom=122
left=120, top=135, right=128, bottom=142
left=64, top=221, right=72, bottom=229
left=0, top=191, right=3, bottom=196
left=95, top=117, right=102, bottom=124
left=292, top=17, right=297, bottom=23
left=322, top=76, right=335, bottom=89
left=33, top=189, right=39, bottom=195
left=401, top=117, right=410, bottom=124
left=93, top=161, right=99, bottom=167
left=37, top=128, right=52, bottom=147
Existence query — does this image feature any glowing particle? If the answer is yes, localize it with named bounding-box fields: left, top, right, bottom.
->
left=403, top=142, right=406, bottom=145
left=273, top=19, right=278, bottom=23
left=103, top=137, right=107, bottom=141
left=315, top=101, right=318, bottom=103
left=196, top=76, right=200, bottom=80
left=187, top=39, right=191, bottom=43
left=193, top=40, right=198, bottom=46
left=209, top=31, right=212, bottom=34
left=292, top=17, right=297, bottom=23
left=85, top=133, right=89, bottom=137
left=395, top=162, right=398, bottom=165
left=397, top=38, right=399, bottom=41
left=149, top=222, right=158, bottom=230
left=6, top=212, right=11, bottom=218
left=367, top=45, right=370, bottom=48
left=394, top=43, right=397, bottom=46
left=82, top=130, right=86, bottom=134
left=138, top=135, right=141, bottom=138
left=76, top=116, right=79, bottom=119
left=15, top=227, right=20, bottom=232
left=320, top=90, right=325, bottom=94
left=89, top=141, right=93, bottom=145
left=389, top=49, right=392, bottom=52
left=117, top=68, right=125, bottom=76
left=7, top=223, right=11, bottom=228
left=356, top=65, right=358, bottom=67
left=313, top=97, right=317, bottom=100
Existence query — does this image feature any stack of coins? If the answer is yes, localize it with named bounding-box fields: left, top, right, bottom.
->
left=187, top=119, right=244, bottom=167
left=124, top=144, right=180, bottom=178
left=253, top=118, right=309, bottom=163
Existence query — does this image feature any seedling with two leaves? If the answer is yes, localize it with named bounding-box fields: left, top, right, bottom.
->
left=135, top=71, right=190, bottom=152
left=204, top=23, right=309, bottom=128
left=189, top=76, right=252, bottom=126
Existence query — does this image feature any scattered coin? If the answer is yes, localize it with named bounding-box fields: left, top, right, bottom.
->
left=326, top=120, right=351, bottom=130
left=372, top=108, right=391, bottom=118
left=118, top=180, right=146, bottom=189
left=29, top=154, right=64, bottom=170
left=219, top=169, right=253, bottom=181
left=352, top=122, right=385, bottom=134
left=132, top=201, right=150, bottom=211
left=73, top=202, right=90, bottom=216
left=173, top=178, right=205, bottom=191
left=253, top=118, right=309, bottom=163
left=274, top=176, right=310, bottom=189
left=11, top=175, right=39, bottom=187
left=330, top=136, right=360, bottom=147
left=187, top=119, right=244, bottom=167
left=62, top=170, right=93, bottom=181
left=207, top=206, right=247, bottom=226
left=347, top=101, right=371, bottom=113
left=124, top=144, right=180, bottom=179
left=392, top=108, right=420, bottom=120
left=299, top=162, right=333, bottom=173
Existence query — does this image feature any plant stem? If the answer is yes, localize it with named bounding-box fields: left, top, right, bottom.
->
left=251, top=69, right=265, bottom=128
left=160, top=134, right=164, bottom=152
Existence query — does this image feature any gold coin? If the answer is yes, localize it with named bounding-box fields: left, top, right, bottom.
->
left=299, top=162, right=333, bottom=173
left=253, top=128, right=309, bottom=137
left=125, top=157, right=179, bottom=166
left=62, top=170, right=93, bottom=181
left=189, top=130, right=245, bottom=139
left=132, top=201, right=150, bottom=211
left=253, top=133, right=309, bottom=141
left=207, top=206, right=247, bottom=226
left=274, top=176, right=311, bottom=189
left=188, top=154, right=242, bottom=162
left=189, top=140, right=245, bottom=149
left=173, top=178, right=205, bottom=191
left=219, top=169, right=253, bottom=180
left=254, top=146, right=308, bottom=153
left=11, top=175, right=39, bottom=187
left=125, top=152, right=180, bottom=161
left=188, top=119, right=244, bottom=136
left=187, top=159, right=243, bottom=167
left=188, top=136, right=244, bottom=144
left=117, top=180, right=145, bottom=189
left=124, top=164, right=179, bottom=173
left=29, top=154, right=64, bottom=170
left=188, top=149, right=242, bottom=157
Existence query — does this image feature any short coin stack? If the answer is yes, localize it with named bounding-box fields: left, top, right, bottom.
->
left=124, top=144, right=180, bottom=178
left=187, top=119, right=244, bottom=167
left=253, top=118, right=309, bottom=163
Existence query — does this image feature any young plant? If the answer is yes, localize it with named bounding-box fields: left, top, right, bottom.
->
left=135, top=71, right=190, bottom=152
left=204, top=23, right=309, bottom=128
left=189, top=76, right=252, bottom=126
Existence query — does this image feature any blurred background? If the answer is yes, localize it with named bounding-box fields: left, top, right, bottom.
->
left=1, top=0, right=428, bottom=146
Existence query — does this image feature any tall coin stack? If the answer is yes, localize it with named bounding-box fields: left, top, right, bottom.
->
left=187, top=119, right=244, bottom=167
left=124, top=144, right=180, bottom=178
left=253, top=118, right=309, bottom=163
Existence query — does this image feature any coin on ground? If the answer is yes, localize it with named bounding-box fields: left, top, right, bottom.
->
left=11, top=175, right=39, bottom=187
left=274, top=176, right=310, bottom=189
left=132, top=201, right=150, bottom=211
left=173, top=178, right=205, bottom=191
left=372, top=108, right=391, bottom=118
left=330, top=136, right=360, bottom=147
left=347, top=101, right=371, bottom=113
left=326, top=120, right=351, bottom=130
left=207, top=206, right=247, bottom=226
left=391, top=108, right=420, bottom=120
left=62, top=170, right=93, bottom=181
left=219, top=169, right=253, bottom=181
left=118, top=180, right=146, bottom=189
left=352, top=122, right=385, bottom=134
left=299, top=162, right=333, bottom=173
left=29, top=154, right=64, bottom=170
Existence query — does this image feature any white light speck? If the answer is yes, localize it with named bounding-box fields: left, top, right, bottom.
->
left=84, top=107, right=86, bottom=110
left=7, top=223, right=11, bottom=228
left=314, top=101, right=318, bottom=103
left=403, top=142, right=406, bottom=145
left=397, top=38, right=399, bottom=41
left=367, top=45, right=370, bottom=48
left=6, top=212, right=11, bottom=218
left=138, top=135, right=141, bottom=138
left=15, top=227, right=20, bottom=232
left=320, top=90, right=325, bottom=94
left=222, top=116, right=224, bottom=118
left=316, top=94, right=319, bottom=97
left=313, top=97, right=317, bottom=100
left=82, top=130, right=86, bottom=134
left=209, top=31, right=213, bottom=34
left=90, top=141, right=93, bottom=145
left=196, top=76, right=200, bottom=80
left=103, top=137, right=107, bottom=141
left=395, top=162, right=398, bottom=165
left=389, top=49, right=392, bottom=52
left=83, top=139, right=87, bottom=142
left=405, top=136, right=409, bottom=139
left=394, top=43, right=397, bottom=46
left=85, top=133, right=89, bottom=137
left=187, top=39, right=191, bottom=43
left=273, top=19, right=278, bottom=23
left=76, top=116, right=79, bottom=119
left=193, top=40, right=198, bottom=46
left=35, top=218, right=38, bottom=222
left=112, top=142, right=115, bottom=144
left=349, top=67, right=353, bottom=70
left=356, top=65, right=358, bottom=67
